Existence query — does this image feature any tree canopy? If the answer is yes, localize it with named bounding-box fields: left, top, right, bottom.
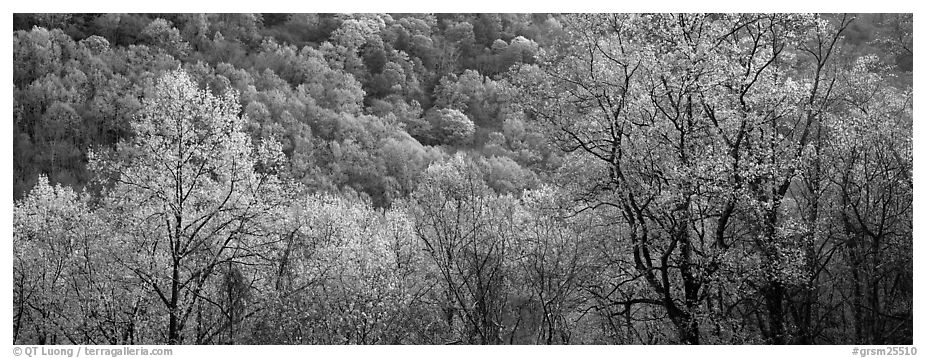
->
left=13, top=13, right=912, bottom=345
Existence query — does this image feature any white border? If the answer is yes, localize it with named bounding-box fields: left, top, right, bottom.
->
left=3, top=3, right=922, bottom=357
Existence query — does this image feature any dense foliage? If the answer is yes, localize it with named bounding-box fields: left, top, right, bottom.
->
left=13, top=13, right=912, bottom=345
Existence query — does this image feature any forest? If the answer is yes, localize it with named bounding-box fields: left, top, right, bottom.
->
left=12, top=13, right=912, bottom=345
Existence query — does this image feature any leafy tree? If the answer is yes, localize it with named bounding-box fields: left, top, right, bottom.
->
left=425, top=108, right=476, bottom=146
left=821, top=55, right=912, bottom=344
left=89, top=70, right=291, bottom=343
left=513, top=13, right=898, bottom=344
left=141, top=18, right=191, bottom=59
left=411, top=154, right=518, bottom=344
left=15, top=177, right=98, bottom=343
left=508, top=186, right=597, bottom=344
left=251, top=194, right=443, bottom=344
left=433, top=69, right=514, bottom=129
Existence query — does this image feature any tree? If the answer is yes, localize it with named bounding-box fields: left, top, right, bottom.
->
left=411, top=154, right=518, bottom=344
left=514, top=13, right=878, bottom=344
left=433, top=70, right=514, bottom=129
left=426, top=108, right=475, bottom=146
left=89, top=69, right=290, bottom=343
left=822, top=55, right=912, bottom=344
left=251, top=194, right=441, bottom=344
left=508, top=186, right=596, bottom=344
left=15, top=177, right=95, bottom=343
left=142, top=18, right=191, bottom=59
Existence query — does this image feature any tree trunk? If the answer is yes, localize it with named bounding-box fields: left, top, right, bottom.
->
left=765, top=281, right=786, bottom=344
left=168, top=260, right=181, bottom=344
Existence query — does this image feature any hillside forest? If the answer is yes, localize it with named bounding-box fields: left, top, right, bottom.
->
left=12, top=13, right=912, bottom=345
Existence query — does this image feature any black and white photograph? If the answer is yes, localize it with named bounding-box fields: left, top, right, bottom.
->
left=7, top=7, right=917, bottom=354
